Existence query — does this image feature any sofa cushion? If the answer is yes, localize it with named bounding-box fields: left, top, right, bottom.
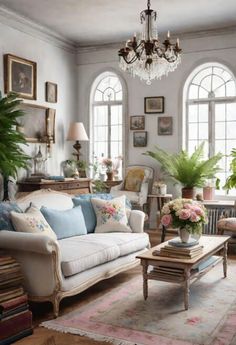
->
left=77, top=193, right=132, bottom=209
left=10, top=205, right=57, bottom=240
left=0, top=202, right=22, bottom=231
left=72, top=198, right=96, bottom=233
left=59, top=232, right=149, bottom=277
left=41, top=205, right=87, bottom=240
left=91, top=196, right=131, bottom=233
left=59, top=235, right=120, bottom=277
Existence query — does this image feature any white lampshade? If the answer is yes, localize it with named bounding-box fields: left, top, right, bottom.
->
left=67, top=122, right=89, bottom=141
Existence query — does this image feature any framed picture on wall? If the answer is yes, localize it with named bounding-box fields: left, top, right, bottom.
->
left=130, top=116, right=145, bottom=130
left=144, top=96, right=164, bottom=114
left=46, top=82, right=58, bottom=103
left=4, top=54, right=37, bottom=100
left=133, top=131, right=147, bottom=147
left=158, top=116, right=173, bottom=135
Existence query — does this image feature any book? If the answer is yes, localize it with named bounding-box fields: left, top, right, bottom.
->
left=160, top=248, right=203, bottom=256
left=0, top=328, right=33, bottom=345
left=0, top=276, right=24, bottom=289
left=0, top=272, right=23, bottom=283
left=159, top=250, right=202, bottom=259
left=0, top=310, right=32, bottom=340
left=0, top=294, right=28, bottom=313
left=163, top=244, right=203, bottom=253
left=0, top=304, right=29, bottom=321
left=0, top=257, right=16, bottom=266
left=0, top=263, right=20, bottom=271
left=0, top=287, right=24, bottom=303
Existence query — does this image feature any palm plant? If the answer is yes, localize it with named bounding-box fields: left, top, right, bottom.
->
left=144, top=142, right=222, bottom=197
left=0, top=92, right=30, bottom=200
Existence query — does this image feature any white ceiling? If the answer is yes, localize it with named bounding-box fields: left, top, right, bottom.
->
left=1, top=0, right=236, bottom=47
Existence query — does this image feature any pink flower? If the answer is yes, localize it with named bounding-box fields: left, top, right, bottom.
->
left=184, top=203, right=192, bottom=209
left=190, top=212, right=200, bottom=222
left=179, top=209, right=191, bottom=220
left=193, top=206, right=203, bottom=216
left=161, top=214, right=172, bottom=227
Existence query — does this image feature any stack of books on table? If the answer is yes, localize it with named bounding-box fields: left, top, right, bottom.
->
left=156, top=243, right=203, bottom=260
left=0, top=255, right=33, bottom=345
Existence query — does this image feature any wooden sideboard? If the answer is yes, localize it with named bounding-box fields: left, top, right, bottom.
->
left=17, top=178, right=92, bottom=197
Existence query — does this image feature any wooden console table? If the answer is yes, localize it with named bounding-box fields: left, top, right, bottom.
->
left=17, top=178, right=92, bottom=197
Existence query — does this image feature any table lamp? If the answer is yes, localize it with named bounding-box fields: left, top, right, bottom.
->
left=67, top=122, right=89, bottom=160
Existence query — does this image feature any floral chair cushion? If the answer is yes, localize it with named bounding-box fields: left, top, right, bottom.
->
left=91, top=195, right=131, bottom=233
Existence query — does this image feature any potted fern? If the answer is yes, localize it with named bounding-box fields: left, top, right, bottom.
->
left=0, top=92, right=30, bottom=200
left=144, top=142, right=222, bottom=198
left=223, top=148, right=236, bottom=192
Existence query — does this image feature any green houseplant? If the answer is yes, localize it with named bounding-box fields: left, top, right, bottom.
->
left=223, top=148, right=236, bottom=192
left=0, top=92, right=30, bottom=200
left=144, top=142, right=222, bottom=198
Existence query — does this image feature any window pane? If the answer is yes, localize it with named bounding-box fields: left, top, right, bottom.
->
left=188, top=141, right=198, bottom=155
left=215, top=104, right=226, bottom=122
left=188, top=85, right=198, bottom=99
left=111, top=125, right=122, bottom=141
left=94, top=90, right=103, bottom=101
left=103, top=87, right=115, bottom=101
left=94, top=142, right=108, bottom=158
left=188, top=105, right=198, bottom=123
left=111, top=105, right=122, bottom=125
left=116, top=90, right=123, bottom=101
left=214, top=84, right=226, bottom=98
left=215, top=122, right=225, bottom=139
left=198, top=123, right=208, bottom=139
left=188, top=123, right=198, bottom=139
left=198, top=104, right=208, bottom=122
left=212, top=75, right=224, bottom=91
left=110, top=142, right=120, bottom=157
left=226, top=103, right=236, bottom=121
left=192, top=67, right=212, bottom=85
left=200, top=75, right=212, bottom=92
left=226, top=122, right=236, bottom=139
left=226, top=140, right=236, bottom=154
left=226, top=81, right=236, bottom=97
left=94, top=106, right=108, bottom=125
left=199, top=87, right=208, bottom=98
left=215, top=140, right=226, bottom=154
left=94, top=126, right=108, bottom=141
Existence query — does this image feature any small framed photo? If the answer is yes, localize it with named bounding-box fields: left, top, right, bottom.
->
left=130, top=116, right=145, bottom=130
left=4, top=54, right=37, bottom=100
left=133, top=131, right=147, bottom=147
left=46, top=82, right=58, bottom=103
left=158, top=116, right=173, bottom=135
left=144, top=96, right=164, bottom=114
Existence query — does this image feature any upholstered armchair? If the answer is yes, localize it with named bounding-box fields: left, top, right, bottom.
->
left=110, top=165, right=154, bottom=210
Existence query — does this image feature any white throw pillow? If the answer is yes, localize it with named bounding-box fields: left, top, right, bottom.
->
left=10, top=205, right=57, bottom=240
left=91, top=195, right=132, bottom=233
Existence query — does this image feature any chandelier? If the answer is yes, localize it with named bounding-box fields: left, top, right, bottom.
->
left=118, top=0, right=182, bottom=84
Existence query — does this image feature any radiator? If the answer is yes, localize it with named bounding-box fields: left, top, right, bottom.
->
left=203, top=207, right=236, bottom=234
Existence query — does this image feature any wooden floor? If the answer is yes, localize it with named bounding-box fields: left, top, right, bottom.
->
left=14, top=230, right=236, bottom=345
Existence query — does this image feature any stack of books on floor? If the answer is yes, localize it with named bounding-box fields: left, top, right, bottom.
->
left=0, top=255, right=33, bottom=345
left=158, top=243, right=203, bottom=259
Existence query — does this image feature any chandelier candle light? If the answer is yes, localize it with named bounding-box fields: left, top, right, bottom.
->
left=118, top=0, right=182, bottom=84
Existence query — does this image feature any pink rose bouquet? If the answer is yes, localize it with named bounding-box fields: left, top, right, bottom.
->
left=160, top=198, right=207, bottom=234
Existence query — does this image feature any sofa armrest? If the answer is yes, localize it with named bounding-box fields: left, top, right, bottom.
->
left=0, top=231, right=59, bottom=255
left=110, top=182, right=124, bottom=192
left=129, top=210, right=145, bottom=233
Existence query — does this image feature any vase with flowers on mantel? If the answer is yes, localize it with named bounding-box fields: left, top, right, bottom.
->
left=160, top=198, right=207, bottom=243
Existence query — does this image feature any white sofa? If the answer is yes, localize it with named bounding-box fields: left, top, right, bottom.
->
left=0, top=189, right=150, bottom=317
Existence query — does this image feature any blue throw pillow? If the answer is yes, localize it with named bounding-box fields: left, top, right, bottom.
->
left=40, top=205, right=87, bottom=240
left=76, top=193, right=132, bottom=209
left=0, top=202, right=22, bottom=231
left=72, top=198, right=96, bottom=233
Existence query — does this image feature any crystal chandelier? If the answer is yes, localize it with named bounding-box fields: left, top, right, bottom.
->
left=118, top=0, right=182, bottom=85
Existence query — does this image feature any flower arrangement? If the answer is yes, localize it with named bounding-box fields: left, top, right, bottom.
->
left=161, top=198, right=207, bottom=234
left=102, top=158, right=113, bottom=172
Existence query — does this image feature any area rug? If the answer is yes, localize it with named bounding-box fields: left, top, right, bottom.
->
left=42, top=261, right=236, bottom=345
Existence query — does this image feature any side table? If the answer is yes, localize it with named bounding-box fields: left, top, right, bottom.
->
left=147, top=194, right=172, bottom=230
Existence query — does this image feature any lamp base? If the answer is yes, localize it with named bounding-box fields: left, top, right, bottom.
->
left=73, top=140, right=82, bottom=160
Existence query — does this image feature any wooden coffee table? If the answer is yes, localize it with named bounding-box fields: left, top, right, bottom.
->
left=136, top=235, right=230, bottom=310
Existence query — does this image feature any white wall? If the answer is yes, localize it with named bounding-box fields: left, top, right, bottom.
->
left=76, top=31, right=236, bottom=196
left=0, top=21, right=77, bottom=176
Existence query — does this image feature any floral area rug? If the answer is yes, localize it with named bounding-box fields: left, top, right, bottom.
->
left=41, top=261, right=236, bottom=345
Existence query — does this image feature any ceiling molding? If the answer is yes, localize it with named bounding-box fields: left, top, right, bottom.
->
left=0, top=5, right=76, bottom=53
left=77, top=25, right=236, bottom=54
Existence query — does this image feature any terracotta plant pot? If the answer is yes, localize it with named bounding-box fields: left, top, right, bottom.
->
left=181, top=187, right=195, bottom=199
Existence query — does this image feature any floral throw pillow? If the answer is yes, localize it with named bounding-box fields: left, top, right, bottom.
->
left=91, top=195, right=131, bottom=233
left=10, top=205, right=57, bottom=240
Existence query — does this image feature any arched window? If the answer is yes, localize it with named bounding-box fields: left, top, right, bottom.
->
left=90, top=71, right=124, bottom=176
left=184, top=62, right=236, bottom=196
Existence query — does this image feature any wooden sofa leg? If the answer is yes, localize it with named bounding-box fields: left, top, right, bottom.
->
left=52, top=295, right=60, bottom=318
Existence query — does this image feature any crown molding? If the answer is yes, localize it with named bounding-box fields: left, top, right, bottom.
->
left=0, top=6, right=76, bottom=53
left=77, top=25, right=236, bottom=54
